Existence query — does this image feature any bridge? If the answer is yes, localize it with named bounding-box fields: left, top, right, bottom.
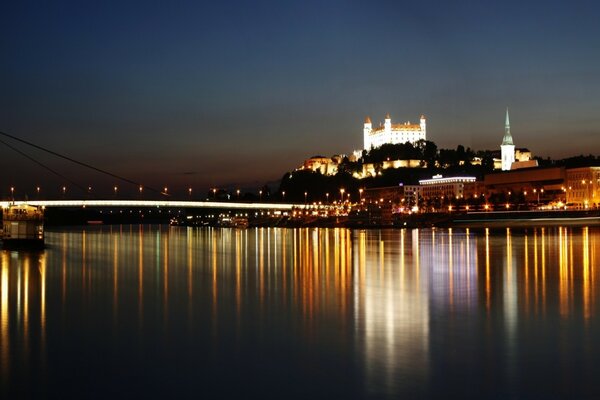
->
left=0, top=199, right=321, bottom=211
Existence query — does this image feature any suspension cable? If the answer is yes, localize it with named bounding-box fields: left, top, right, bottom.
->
left=0, top=130, right=167, bottom=196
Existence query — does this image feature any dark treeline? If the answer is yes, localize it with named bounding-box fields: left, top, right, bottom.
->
left=276, top=140, right=497, bottom=203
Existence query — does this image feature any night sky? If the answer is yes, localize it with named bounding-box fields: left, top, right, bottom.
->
left=2, top=0, right=600, bottom=195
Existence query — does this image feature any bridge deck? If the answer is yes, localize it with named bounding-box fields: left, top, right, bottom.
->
left=1, top=200, right=319, bottom=210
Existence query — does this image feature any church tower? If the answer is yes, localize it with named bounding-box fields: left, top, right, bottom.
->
left=501, top=108, right=515, bottom=171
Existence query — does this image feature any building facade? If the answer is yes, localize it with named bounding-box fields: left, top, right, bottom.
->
left=484, top=166, right=566, bottom=204
left=363, top=114, right=426, bottom=150
left=418, top=175, right=479, bottom=199
left=565, top=166, right=600, bottom=207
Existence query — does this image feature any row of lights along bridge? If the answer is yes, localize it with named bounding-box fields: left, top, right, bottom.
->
left=5, top=185, right=356, bottom=204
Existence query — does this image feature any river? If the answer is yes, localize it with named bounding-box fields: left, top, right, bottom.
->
left=1, top=225, right=599, bottom=398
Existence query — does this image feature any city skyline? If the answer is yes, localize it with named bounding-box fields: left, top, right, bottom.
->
left=2, top=0, right=600, bottom=191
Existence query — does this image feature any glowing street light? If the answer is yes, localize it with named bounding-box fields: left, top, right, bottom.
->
left=236, top=189, right=240, bottom=200
left=188, top=187, right=193, bottom=196
left=10, top=186, right=14, bottom=200
left=359, top=188, right=363, bottom=201
left=259, top=190, right=262, bottom=201
left=114, top=186, right=118, bottom=195
left=304, top=191, right=308, bottom=204
left=282, top=191, right=285, bottom=202
left=326, top=192, right=329, bottom=203
left=339, top=188, right=345, bottom=202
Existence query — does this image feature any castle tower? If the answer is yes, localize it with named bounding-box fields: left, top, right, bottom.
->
left=384, top=113, right=392, bottom=133
left=501, top=108, right=515, bottom=171
left=363, top=116, right=372, bottom=149
left=419, top=115, right=427, bottom=140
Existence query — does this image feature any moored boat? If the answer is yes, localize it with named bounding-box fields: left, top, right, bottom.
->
left=1, top=204, right=45, bottom=248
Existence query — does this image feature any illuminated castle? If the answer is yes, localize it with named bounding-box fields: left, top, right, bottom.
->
left=363, top=113, right=426, bottom=150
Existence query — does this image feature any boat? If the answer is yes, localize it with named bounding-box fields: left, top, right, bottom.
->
left=1, top=204, right=45, bottom=248
left=218, top=215, right=249, bottom=228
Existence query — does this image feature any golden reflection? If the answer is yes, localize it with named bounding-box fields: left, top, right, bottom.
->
left=187, top=228, right=193, bottom=300
left=282, top=229, right=287, bottom=306
left=1, top=252, right=9, bottom=377
left=583, top=227, right=591, bottom=320
left=24, top=257, right=29, bottom=355
left=448, top=228, right=453, bottom=307
left=524, top=235, right=529, bottom=313
left=62, top=232, right=67, bottom=304
left=235, top=229, right=242, bottom=319
left=113, top=234, right=119, bottom=318
left=82, top=230, right=87, bottom=293
left=39, top=253, right=47, bottom=369
left=485, top=228, right=490, bottom=311
left=212, top=231, right=218, bottom=329
left=559, top=227, right=569, bottom=317
left=138, top=225, right=144, bottom=324
left=163, top=235, right=169, bottom=320
left=542, top=228, right=546, bottom=311
left=534, top=230, right=539, bottom=312
left=39, top=254, right=46, bottom=329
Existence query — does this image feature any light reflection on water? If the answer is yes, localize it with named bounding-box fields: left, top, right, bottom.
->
left=0, top=225, right=599, bottom=398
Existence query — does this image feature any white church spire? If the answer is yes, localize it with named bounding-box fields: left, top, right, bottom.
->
left=502, top=108, right=514, bottom=146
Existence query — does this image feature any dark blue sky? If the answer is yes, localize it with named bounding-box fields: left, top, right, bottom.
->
left=2, top=0, right=600, bottom=194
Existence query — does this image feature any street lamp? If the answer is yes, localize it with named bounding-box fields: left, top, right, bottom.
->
left=359, top=188, right=363, bottom=202
left=339, top=188, right=345, bottom=203
left=188, top=187, right=193, bottom=197
left=259, top=190, right=262, bottom=202
left=114, top=186, right=118, bottom=196
left=326, top=193, right=329, bottom=203
left=10, top=186, right=14, bottom=200
left=282, top=191, right=285, bottom=202
left=237, top=189, right=240, bottom=200
left=304, top=191, right=308, bottom=204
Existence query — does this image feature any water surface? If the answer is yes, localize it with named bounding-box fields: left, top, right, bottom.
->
left=1, top=226, right=599, bottom=398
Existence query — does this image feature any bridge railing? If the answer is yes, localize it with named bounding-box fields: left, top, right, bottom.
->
left=0, top=199, right=332, bottom=211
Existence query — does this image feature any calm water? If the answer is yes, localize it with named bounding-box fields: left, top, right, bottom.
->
left=1, top=225, right=600, bottom=398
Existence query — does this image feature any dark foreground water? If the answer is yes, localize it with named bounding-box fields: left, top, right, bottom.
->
left=1, top=225, right=600, bottom=399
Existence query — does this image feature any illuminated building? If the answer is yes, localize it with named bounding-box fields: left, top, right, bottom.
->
left=501, top=109, right=515, bottom=171
left=297, top=156, right=339, bottom=175
left=363, top=113, right=426, bottom=150
left=565, top=166, right=600, bottom=207
left=418, top=175, right=480, bottom=199
left=353, top=159, right=423, bottom=179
